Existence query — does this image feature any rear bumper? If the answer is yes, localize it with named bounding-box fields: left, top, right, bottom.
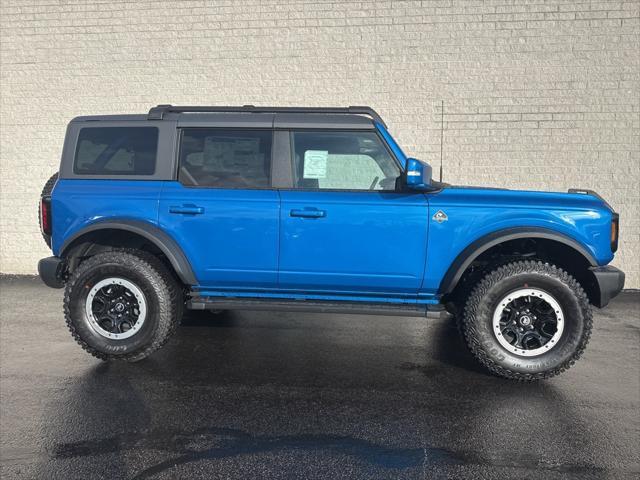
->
left=590, top=265, right=625, bottom=308
left=38, top=256, right=66, bottom=289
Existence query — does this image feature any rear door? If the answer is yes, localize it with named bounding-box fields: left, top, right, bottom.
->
left=159, top=126, right=280, bottom=290
left=278, top=129, right=430, bottom=298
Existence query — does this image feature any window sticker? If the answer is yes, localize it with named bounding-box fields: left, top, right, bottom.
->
left=303, top=150, right=328, bottom=178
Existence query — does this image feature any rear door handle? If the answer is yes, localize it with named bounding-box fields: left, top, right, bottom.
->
left=169, top=204, right=204, bottom=215
left=290, top=208, right=326, bottom=219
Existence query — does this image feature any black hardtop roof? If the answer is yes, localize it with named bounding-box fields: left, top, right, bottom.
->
left=70, top=105, right=386, bottom=129
left=148, top=104, right=387, bottom=127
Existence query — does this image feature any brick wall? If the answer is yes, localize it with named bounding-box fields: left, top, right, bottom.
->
left=1, top=0, right=638, bottom=287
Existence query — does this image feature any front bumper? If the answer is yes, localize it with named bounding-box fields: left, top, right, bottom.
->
left=38, top=256, right=66, bottom=289
left=590, top=265, right=625, bottom=308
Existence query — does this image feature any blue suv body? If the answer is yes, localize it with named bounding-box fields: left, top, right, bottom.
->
left=38, top=105, right=624, bottom=380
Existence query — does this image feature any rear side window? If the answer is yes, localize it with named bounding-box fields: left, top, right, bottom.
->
left=74, top=127, right=158, bottom=175
left=179, top=129, right=272, bottom=188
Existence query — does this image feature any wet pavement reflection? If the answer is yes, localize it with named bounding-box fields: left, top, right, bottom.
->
left=1, top=277, right=638, bottom=479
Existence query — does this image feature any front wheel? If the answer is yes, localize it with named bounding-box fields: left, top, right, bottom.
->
left=64, top=249, right=183, bottom=361
left=460, top=261, right=592, bottom=381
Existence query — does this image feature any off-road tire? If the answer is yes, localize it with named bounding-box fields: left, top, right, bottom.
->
left=39, top=172, right=58, bottom=246
left=64, top=249, right=183, bottom=361
left=460, top=260, right=592, bottom=381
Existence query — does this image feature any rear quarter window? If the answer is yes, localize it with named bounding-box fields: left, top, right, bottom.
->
left=74, top=127, right=159, bottom=175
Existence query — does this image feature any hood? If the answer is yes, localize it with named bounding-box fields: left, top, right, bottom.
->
left=442, top=185, right=613, bottom=213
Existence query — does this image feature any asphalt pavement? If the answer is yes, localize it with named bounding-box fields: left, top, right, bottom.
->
left=0, top=276, right=638, bottom=479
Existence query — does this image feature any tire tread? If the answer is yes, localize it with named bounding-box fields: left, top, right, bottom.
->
left=460, top=260, right=592, bottom=381
left=63, top=248, right=182, bottom=362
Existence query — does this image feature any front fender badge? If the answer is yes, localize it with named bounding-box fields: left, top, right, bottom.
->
left=433, top=210, right=448, bottom=223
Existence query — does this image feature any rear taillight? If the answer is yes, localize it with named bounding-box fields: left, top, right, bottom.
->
left=611, top=213, right=619, bottom=253
left=40, top=197, right=52, bottom=236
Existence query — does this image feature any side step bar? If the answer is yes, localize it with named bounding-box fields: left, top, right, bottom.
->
left=188, top=297, right=444, bottom=317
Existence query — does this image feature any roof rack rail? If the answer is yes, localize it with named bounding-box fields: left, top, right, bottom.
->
left=147, top=104, right=387, bottom=127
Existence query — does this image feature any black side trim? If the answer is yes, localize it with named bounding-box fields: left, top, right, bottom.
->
left=589, top=265, right=625, bottom=308
left=188, top=296, right=434, bottom=317
left=439, top=227, right=598, bottom=294
left=38, top=256, right=66, bottom=288
left=60, top=219, right=197, bottom=285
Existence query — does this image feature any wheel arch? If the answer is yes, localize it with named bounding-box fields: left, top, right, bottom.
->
left=439, top=227, right=597, bottom=296
left=60, top=219, right=197, bottom=286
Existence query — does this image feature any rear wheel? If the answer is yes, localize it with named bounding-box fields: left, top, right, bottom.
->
left=460, top=261, right=592, bottom=380
left=64, top=249, right=183, bottom=361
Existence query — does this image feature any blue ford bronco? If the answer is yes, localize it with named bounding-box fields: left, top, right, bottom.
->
left=38, top=105, right=625, bottom=380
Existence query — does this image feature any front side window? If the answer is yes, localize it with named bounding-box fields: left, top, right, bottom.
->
left=292, top=131, right=400, bottom=191
left=74, top=127, right=158, bottom=175
left=179, top=129, right=272, bottom=188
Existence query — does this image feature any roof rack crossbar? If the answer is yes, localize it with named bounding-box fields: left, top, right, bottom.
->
left=147, top=104, right=387, bottom=127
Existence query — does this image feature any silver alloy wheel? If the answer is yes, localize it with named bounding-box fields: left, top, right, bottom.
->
left=85, top=277, right=147, bottom=340
left=492, top=288, right=564, bottom=357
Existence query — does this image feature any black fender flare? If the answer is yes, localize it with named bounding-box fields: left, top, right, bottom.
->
left=438, top=227, right=598, bottom=295
left=60, top=219, right=197, bottom=285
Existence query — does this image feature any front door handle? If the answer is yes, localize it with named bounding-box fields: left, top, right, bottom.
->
left=169, top=204, right=204, bottom=215
left=290, top=208, right=326, bottom=219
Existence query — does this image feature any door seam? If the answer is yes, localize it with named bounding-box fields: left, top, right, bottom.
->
left=276, top=189, right=282, bottom=287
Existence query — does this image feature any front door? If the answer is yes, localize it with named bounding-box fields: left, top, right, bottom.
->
left=278, top=130, right=429, bottom=298
left=159, top=127, right=279, bottom=290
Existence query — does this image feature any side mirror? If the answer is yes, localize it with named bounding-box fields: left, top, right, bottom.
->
left=405, top=158, right=432, bottom=190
